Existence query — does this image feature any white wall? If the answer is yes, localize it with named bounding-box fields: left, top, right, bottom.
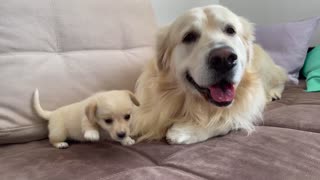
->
left=150, top=0, right=319, bottom=45
left=151, top=0, right=220, bottom=25
left=220, top=0, right=320, bottom=46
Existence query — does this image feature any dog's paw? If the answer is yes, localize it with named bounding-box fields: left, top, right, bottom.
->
left=121, top=137, right=135, bottom=146
left=53, top=142, right=69, bottom=149
left=166, top=127, right=199, bottom=145
left=268, top=85, right=285, bottom=102
left=269, top=89, right=282, bottom=101
left=84, top=130, right=100, bottom=142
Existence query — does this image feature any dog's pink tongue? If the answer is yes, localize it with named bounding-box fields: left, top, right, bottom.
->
left=209, top=83, right=235, bottom=103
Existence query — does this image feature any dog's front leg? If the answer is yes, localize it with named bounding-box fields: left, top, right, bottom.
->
left=82, top=117, right=100, bottom=142
left=166, top=121, right=231, bottom=145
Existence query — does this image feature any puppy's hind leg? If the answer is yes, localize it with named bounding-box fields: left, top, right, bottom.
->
left=48, top=120, right=69, bottom=149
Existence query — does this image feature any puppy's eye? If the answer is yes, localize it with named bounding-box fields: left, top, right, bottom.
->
left=104, top=118, right=113, bottom=124
left=182, top=31, right=200, bottom=44
left=224, top=25, right=236, bottom=35
left=124, top=114, right=130, bottom=121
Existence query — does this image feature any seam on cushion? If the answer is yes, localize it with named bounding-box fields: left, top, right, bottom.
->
left=160, top=144, right=207, bottom=164
left=0, top=46, right=153, bottom=57
left=124, top=147, right=159, bottom=165
left=265, top=103, right=320, bottom=111
left=98, top=166, right=207, bottom=180
left=102, top=141, right=157, bottom=166
left=0, top=123, right=46, bottom=133
left=259, top=125, right=320, bottom=135
left=161, top=164, right=209, bottom=180
left=49, top=0, right=60, bottom=52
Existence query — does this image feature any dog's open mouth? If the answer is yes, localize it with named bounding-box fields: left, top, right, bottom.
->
left=186, top=72, right=235, bottom=107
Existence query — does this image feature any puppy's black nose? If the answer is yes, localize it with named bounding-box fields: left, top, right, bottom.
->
left=117, top=132, right=126, bottom=139
left=208, top=46, right=237, bottom=73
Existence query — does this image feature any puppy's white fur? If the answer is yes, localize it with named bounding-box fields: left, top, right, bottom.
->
left=131, top=5, right=287, bottom=144
left=33, top=89, right=139, bottom=148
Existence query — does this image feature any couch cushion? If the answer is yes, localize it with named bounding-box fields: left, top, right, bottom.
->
left=0, top=0, right=156, bottom=144
left=264, top=81, right=320, bottom=133
left=1, top=127, right=319, bottom=180
left=1, top=82, right=320, bottom=179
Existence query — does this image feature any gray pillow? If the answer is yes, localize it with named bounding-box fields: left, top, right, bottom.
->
left=255, top=17, right=319, bottom=83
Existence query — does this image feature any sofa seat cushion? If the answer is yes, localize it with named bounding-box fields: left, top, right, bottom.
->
left=1, top=126, right=320, bottom=180
left=264, top=81, right=320, bottom=133
left=1, top=81, right=320, bottom=180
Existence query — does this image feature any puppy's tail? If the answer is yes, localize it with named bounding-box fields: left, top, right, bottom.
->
left=33, top=89, right=51, bottom=120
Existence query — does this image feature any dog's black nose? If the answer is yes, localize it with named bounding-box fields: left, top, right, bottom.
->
left=208, top=46, right=237, bottom=73
left=117, top=132, right=126, bottom=139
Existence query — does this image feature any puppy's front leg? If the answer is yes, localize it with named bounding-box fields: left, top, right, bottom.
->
left=166, top=121, right=231, bottom=145
left=82, top=117, right=100, bottom=142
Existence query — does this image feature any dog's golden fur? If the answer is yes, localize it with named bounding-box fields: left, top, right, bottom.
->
left=131, top=5, right=287, bottom=144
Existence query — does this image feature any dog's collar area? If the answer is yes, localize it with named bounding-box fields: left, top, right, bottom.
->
left=185, top=71, right=233, bottom=107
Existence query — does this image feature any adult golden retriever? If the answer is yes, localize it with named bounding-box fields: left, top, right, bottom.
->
left=131, top=5, right=287, bottom=144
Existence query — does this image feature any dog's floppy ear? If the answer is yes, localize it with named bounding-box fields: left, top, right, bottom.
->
left=126, top=91, right=140, bottom=107
left=156, top=25, right=171, bottom=71
left=239, top=17, right=255, bottom=43
left=239, top=17, right=255, bottom=63
left=85, top=100, right=97, bottom=122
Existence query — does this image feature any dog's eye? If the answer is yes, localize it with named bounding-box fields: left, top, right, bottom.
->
left=224, top=25, right=236, bottom=35
left=104, top=118, right=113, bottom=124
left=182, top=31, right=200, bottom=44
left=124, top=114, right=130, bottom=120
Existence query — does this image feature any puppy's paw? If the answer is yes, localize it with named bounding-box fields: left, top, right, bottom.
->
left=84, top=130, right=100, bottom=142
left=53, top=142, right=69, bottom=149
left=121, top=137, right=135, bottom=146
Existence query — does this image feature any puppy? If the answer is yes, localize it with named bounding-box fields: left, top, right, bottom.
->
left=33, top=89, right=140, bottom=148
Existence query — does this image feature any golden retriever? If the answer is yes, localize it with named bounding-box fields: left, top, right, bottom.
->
left=33, top=89, right=140, bottom=148
left=131, top=5, right=287, bottom=144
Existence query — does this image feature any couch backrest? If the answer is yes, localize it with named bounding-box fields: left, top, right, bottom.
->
left=0, top=0, right=156, bottom=144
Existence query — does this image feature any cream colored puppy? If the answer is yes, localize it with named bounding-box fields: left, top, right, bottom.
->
left=33, top=89, right=140, bottom=149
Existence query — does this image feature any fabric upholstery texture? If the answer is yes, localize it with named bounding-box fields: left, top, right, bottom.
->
left=0, top=0, right=156, bottom=144
left=1, top=81, right=320, bottom=180
left=255, top=17, right=319, bottom=82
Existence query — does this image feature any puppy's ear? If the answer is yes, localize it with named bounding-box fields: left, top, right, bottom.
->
left=239, top=17, right=255, bottom=63
left=85, top=100, right=97, bottom=122
left=156, top=25, right=171, bottom=71
left=126, top=91, right=140, bottom=107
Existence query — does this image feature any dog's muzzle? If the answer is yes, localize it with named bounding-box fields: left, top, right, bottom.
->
left=185, top=46, right=239, bottom=107
left=186, top=71, right=235, bottom=107
left=208, top=46, right=237, bottom=74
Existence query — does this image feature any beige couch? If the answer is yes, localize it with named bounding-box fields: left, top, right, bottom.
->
left=1, top=1, right=320, bottom=179
left=0, top=0, right=155, bottom=144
